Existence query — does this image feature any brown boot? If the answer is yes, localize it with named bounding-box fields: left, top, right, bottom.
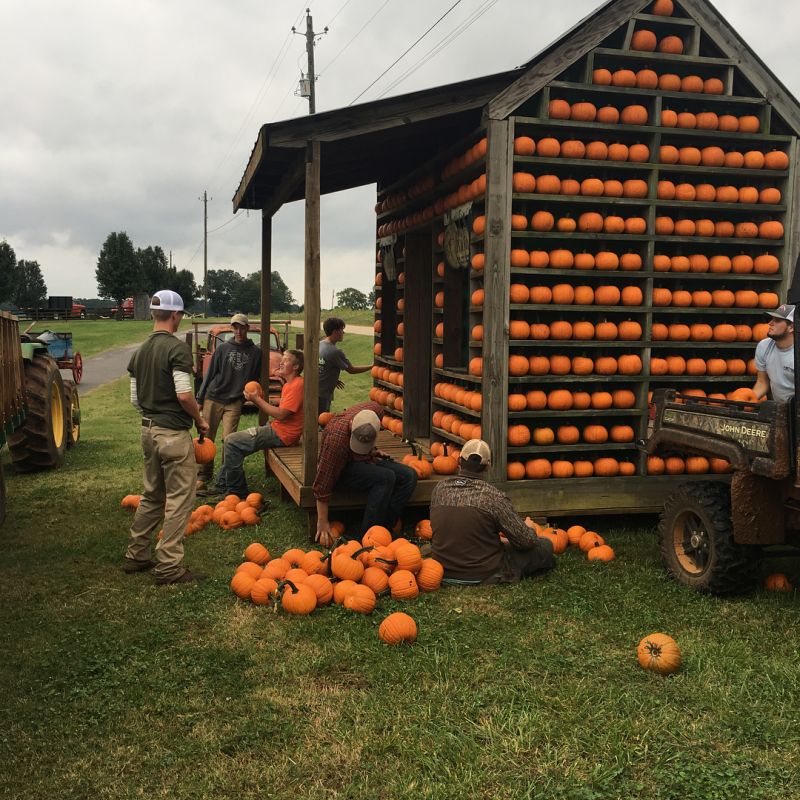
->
left=154, top=569, right=205, bottom=586
left=122, top=558, right=156, bottom=574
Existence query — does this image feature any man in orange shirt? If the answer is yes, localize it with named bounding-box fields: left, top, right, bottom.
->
left=210, top=349, right=304, bottom=498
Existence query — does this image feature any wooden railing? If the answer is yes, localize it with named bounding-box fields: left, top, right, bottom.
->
left=0, top=311, right=26, bottom=439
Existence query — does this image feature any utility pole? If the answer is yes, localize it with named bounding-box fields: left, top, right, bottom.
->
left=199, top=190, right=211, bottom=316
left=293, top=9, right=327, bottom=115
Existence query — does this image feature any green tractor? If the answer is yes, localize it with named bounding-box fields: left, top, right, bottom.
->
left=0, top=311, right=80, bottom=526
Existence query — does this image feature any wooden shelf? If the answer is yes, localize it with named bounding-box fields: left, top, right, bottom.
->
left=592, top=47, right=736, bottom=67
left=508, top=339, right=646, bottom=348
left=508, top=442, right=638, bottom=454
left=509, top=303, right=647, bottom=313
left=647, top=374, right=755, bottom=382
left=507, top=375, right=644, bottom=383
left=375, top=379, right=403, bottom=392
left=508, top=408, right=643, bottom=418
left=434, top=367, right=482, bottom=383
left=431, top=397, right=481, bottom=418
left=509, top=267, right=782, bottom=281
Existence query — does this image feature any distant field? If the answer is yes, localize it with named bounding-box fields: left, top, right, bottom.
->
left=22, top=319, right=157, bottom=358
left=286, top=308, right=376, bottom=328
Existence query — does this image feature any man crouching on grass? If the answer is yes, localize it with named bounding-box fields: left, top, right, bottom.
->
left=429, top=439, right=554, bottom=584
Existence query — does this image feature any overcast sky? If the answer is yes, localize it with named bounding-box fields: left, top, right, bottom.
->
left=3, top=0, right=799, bottom=306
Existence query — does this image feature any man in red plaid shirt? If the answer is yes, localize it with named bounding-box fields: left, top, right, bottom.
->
left=313, top=401, right=417, bottom=546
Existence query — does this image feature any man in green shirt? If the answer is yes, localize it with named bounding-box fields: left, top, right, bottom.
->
left=123, top=290, right=209, bottom=585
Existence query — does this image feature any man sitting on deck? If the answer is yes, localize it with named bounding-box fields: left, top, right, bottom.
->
left=314, top=401, right=418, bottom=547
left=209, top=349, right=304, bottom=499
left=430, top=439, right=555, bottom=584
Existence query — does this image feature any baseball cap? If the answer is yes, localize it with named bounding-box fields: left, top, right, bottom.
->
left=230, top=313, right=249, bottom=326
left=350, top=409, right=380, bottom=454
left=766, top=304, right=795, bottom=322
left=460, top=439, right=491, bottom=466
left=150, top=290, right=184, bottom=312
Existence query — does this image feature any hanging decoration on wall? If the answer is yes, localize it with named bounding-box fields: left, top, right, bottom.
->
left=378, top=235, right=398, bottom=281
left=443, top=202, right=472, bottom=270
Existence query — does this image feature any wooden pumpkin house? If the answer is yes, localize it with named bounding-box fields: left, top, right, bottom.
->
left=235, top=0, right=800, bottom=521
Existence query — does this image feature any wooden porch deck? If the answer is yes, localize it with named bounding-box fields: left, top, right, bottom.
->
left=265, top=430, right=721, bottom=518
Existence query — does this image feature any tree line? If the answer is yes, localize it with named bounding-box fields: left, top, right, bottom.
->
left=0, top=241, right=48, bottom=309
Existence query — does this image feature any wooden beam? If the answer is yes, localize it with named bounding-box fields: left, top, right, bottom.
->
left=259, top=213, right=272, bottom=426
left=302, top=140, right=321, bottom=485
left=486, top=0, right=650, bottom=121
left=233, top=128, right=265, bottom=213
left=261, top=154, right=306, bottom=218
left=679, top=0, right=800, bottom=137
left=482, top=119, right=513, bottom=483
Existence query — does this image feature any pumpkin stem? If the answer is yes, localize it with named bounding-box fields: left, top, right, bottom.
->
left=279, top=579, right=299, bottom=594
left=375, top=557, right=398, bottom=568
left=197, top=432, right=205, bottom=444
left=352, top=546, right=372, bottom=559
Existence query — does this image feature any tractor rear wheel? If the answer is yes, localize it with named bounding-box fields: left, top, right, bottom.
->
left=658, top=481, right=759, bottom=596
left=63, top=380, right=81, bottom=447
left=0, top=461, right=6, bottom=527
left=8, top=353, right=68, bottom=472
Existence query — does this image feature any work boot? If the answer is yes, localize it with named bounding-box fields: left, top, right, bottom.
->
left=154, top=569, right=205, bottom=586
left=122, top=558, right=156, bottom=573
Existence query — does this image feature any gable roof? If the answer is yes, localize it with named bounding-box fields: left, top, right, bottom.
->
left=235, top=0, right=800, bottom=215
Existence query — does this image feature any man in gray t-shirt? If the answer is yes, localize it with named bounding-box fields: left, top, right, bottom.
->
left=753, top=303, right=795, bottom=403
left=318, top=317, right=372, bottom=413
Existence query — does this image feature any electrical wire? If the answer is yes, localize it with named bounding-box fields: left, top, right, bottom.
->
left=206, top=1, right=308, bottom=194
left=349, top=0, right=465, bottom=105
left=377, top=0, right=500, bottom=98
left=317, top=0, right=391, bottom=75
left=324, top=0, right=355, bottom=28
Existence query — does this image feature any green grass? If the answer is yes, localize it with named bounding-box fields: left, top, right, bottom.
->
left=287, top=307, right=377, bottom=328
left=2, top=377, right=800, bottom=799
left=23, top=319, right=158, bottom=358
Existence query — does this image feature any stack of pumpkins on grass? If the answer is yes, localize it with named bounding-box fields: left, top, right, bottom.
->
left=119, top=491, right=264, bottom=537
left=526, top=519, right=615, bottom=562
left=230, top=521, right=441, bottom=614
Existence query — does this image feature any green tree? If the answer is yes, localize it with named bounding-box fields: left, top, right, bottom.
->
left=137, top=246, right=169, bottom=293
left=367, top=289, right=376, bottom=308
left=336, top=287, right=369, bottom=310
left=165, top=268, right=198, bottom=309
left=96, top=232, right=140, bottom=312
left=205, top=269, right=244, bottom=315
left=0, top=241, right=19, bottom=305
left=232, top=272, right=261, bottom=314
left=271, top=271, right=295, bottom=312
left=14, top=260, right=47, bottom=308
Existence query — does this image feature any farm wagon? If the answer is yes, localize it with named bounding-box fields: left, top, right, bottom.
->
left=233, top=0, right=800, bottom=523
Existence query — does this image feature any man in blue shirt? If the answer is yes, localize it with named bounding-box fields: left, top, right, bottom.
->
left=753, top=304, right=795, bottom=403
left=318, top=317, right=372, bottom=413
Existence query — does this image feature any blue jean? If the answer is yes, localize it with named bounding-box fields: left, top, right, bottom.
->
left=335, top=459, right=418, bottom=536
left=214, top=424, right=285, bottom=497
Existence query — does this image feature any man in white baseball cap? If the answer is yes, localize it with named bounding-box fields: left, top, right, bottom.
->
left=429, top=439, right=555, bottom=584
left=312, top=402, right=417, bottom=547
left=124, top=291, right=209, bottom=584
left=753, top=303, right=795, bottom=403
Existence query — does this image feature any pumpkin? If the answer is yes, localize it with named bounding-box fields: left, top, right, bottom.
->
left=121, top=494, right=141, bottom=509
left=631, top=29, right=657, bottom=51
left=250, top=577, right=279, bottom=605
left=513, top=136, right=536, bottom=156
left=243, top=542, right=271, bottom=565
left=303, top=573, right=333, bottom=606
left=658, top=73, right=681, bottom=91
left=549, top=99, right=571, bottom=119
left=637, top=633, right=681, bottom=675
left=526, top=459, right=552, bottom=479
left=512, top=173, right=536, bottom=193
left=507, top=462, right=525, bottom=480
left=764, top=573, right=793, bottom=592
left=280, top=579, right=317, bottom=615
left=566, top=525, right=586, bottom=546
left=593, top=68, right=613, bottom=85
left=764, top=150, right=789, bottom=170
left=193, top=433, right=216, bottom=464
left=343, top=584, right=377, bottom=614
left=332, top=579, right=358, bottom=605
left=587, top=544, right=616, bottom=562
left=579, top=531, right=605, bottom=552
left=571, top=102, right=597, bottom=122
left=389, top=569, right=419, bottom=600
left=620, top=105, right=648, bottom=125
left=739, top=115, right=760, bottom=133
left=659, top=35, right=683, bottom=54
left=636, top=68, right=659, bottom=89
left=417, top=558, right=444, bottom=592
left=743, top=150, right=765, bottom=169
left=651, top=0, right=674, bottom=15
left=585, top=141, right=609, bottom=160
left=244, top=380, right=264, bottom=399
left=612, top=69, right=637, bottom=87
left=759, top=220, right=784, bottom=240
left=230, top=572, right=257, bottom=599
left=379, top=612, right=418, bottom=645
left=536, top=175, right=562, bottom=195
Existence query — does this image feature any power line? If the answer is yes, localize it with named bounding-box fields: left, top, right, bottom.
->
left=205, top=1, right=309, bottom=194
left=317, top=0, right=391, bottom=74
left=324, top=0, right=355, bottom=28
left=377, top=0, right=500, bottom=99
left=349, top=0, right=465, bottom=105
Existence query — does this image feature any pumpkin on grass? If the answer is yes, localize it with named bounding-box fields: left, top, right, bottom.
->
left=343, top=584, right=377, bottom=614
left=121, top=494, right=141, bottom=509
left=280, top=580, right=317, bottom=615
left=389, top=569, right=420, bottom=600
left=379, top=612, right=418, bottom=645
left=764, top=573, right=793, bottom=592
left=243, top=542, right=271, bottom=565
left=637, top=633, right=681, bottom=675
left=250, top=577, right=279, bottom=605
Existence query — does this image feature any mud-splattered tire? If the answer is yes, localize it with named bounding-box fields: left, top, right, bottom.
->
left=8, top=354, right=68, bottom=472
left=63, top=380, right=81, bottom=448
left=658, top=481, right=759, bottom=596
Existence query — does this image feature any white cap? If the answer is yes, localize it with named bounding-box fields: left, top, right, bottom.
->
left=230, top=313, right=249, bottom=326
left=461, top=438, right=491, bottom=466
left=350, top=409, right=380, bottom=454
left=150, top=290, right=184, bottom=312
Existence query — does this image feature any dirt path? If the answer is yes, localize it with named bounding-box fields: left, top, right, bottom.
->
left=65, top=343, right=142, bottom=393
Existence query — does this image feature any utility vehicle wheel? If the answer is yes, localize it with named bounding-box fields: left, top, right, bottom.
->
left=63, top=380, right=81, bottom=447
left=658, top=481, right=759, bottom=596
left=8, top=354, right=68, bottom=472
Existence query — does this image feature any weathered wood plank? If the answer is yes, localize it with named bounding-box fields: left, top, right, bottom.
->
left=233, top=128, right=265, bottom=212
left=403, top=228, right=433, bottom=440
left=302, top=140, right=321, bottom=485
left=482, top=118, right=514, bottom=482
left=260, top=154, right=306, bottom=218
left=487, top=0, right=651, bottom=121
left=259, top=213, right=272, bottom=425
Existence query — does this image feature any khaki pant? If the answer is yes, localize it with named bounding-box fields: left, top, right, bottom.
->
left=126, top=425, right=196, bottom=581
left=197, top=398, right=242, bottom=482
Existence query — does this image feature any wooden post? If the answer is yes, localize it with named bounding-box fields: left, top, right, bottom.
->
left=259, top=212, right=272, bottom=425
left=482, top=118, right=513, bottom=484
left=302, top=140, right=321, bottom=485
